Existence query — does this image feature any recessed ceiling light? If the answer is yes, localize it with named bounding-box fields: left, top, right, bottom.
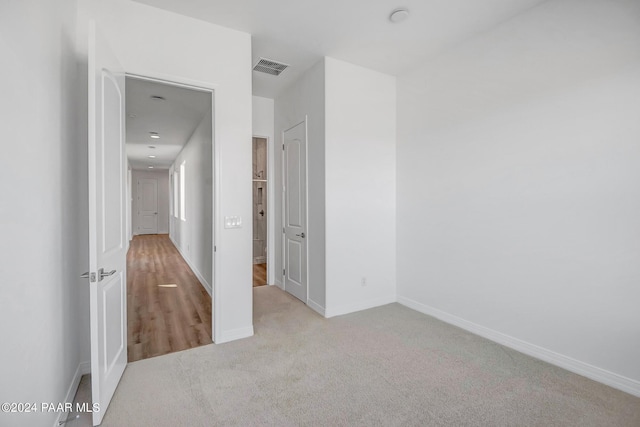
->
left=389, top=8, right=410, bottom=23
left=149, top=132, right=160, bottom=139
left=148, top=145, right=156, bottom=149
left=150, top=95, right=166, bottom=101
left=148, top=166, right=154, bottom=169
left=148, top=155, right=156, bottom=159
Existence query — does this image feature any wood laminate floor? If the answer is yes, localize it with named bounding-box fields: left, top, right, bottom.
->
left=127, top=234, right=212, bottom=362
left=253, top=263, right=267, bottom=287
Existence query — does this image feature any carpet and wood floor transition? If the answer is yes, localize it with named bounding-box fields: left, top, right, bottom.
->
left=66, top=286, right=640, bottom=426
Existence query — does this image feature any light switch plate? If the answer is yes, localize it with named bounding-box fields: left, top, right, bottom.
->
left=224, top=216, right=242, bottom=229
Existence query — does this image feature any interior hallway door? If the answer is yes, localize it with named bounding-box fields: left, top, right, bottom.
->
left=283, top=120, right=307, bottom=303
left=137, top=178, right=158, bottom=234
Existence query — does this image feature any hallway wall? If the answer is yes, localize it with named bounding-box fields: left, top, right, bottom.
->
left=171, top=109, right=213, bottom=294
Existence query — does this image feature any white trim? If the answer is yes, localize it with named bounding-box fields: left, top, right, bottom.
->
left=126, top=72, right=215, bottom=93
left=398, top=296, right=640, bottom=398
left=273, top=278, right=284, bottom=290
left=170, top=236, right=212, bottom=296
left=53, top=361, right=91, bottom=427
left=215, top=326, right=254, bottom=344
left=307, top=298, right=325, bottom=317
left=325, top=295, right=397, bottom=318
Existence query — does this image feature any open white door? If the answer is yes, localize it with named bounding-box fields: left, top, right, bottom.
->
left=87, top=22, right=127, bottom=426
left=283, top=120, right=308, bottom=302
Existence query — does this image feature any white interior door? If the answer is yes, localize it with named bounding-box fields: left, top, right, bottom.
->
left=283, top=120, right=307, bottom=302
left=137, top=178, right=158, bottom=234
left=87, top=22, right=127, bottom=426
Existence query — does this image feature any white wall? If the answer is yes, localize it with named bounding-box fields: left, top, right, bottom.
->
left=324, top=58, right=397, bottom=317
left=275, top=59, right=327, bottom=309
left=0, top=0, right=87, bottom=426
left=396, top=0, right=640, bottom=396
left=78, top=0, right=253, bottom=343
left=252, top=96, right=275, bottom=284
left=275, top=58, right=397, bottom=317
left=132, top=169, right=170, bottom=235
left=170, top=110, right=213, bottom=294
left=253, top=96, right=274, bottom=140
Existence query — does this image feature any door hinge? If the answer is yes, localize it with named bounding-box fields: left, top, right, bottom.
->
left=283, top=269, right=286, bottom=276
left=282, top=144, right=285, bottom=150
left=214, top=245, right=217, bottom=252
left=282, top=227, right=285, bottom=233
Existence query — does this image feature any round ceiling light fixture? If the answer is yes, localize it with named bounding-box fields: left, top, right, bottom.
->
left=149, top=132, right=160, bottom=139
left=148, top=155, right=156, bottom=158
left=389, top=8, right=410, bottom=23
left=148, top=166, right=154, bottom=169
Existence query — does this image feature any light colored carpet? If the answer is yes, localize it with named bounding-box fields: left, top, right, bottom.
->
left=90, top=286, right=639, bottom=426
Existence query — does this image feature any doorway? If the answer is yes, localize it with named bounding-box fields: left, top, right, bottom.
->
left=253, top=137, right=268, bottom=286
left=125, top=75, right=214, bottom=361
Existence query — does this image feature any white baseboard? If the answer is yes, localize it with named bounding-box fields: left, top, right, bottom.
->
left=169, top=236, right=212, bottom=296
left=307, top=298, right=326, bottom=317
left=215, top=325, right=254, bottom=344
left=273, top=278, right=284, bottom=290
left=325, top=294, right=397, bottom=318
left=53, top=361, right=90, bottom=427
left=397, top=296, right=640, bottom=398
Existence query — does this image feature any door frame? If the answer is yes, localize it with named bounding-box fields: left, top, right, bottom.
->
left=125, top=72, right=219, bottom=342
left=253, top=134, right=274, bottom=285
left=281, top=117, right=309, bottom=303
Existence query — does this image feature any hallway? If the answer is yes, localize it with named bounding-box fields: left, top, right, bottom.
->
left=127, top=234, right=212, bottom=362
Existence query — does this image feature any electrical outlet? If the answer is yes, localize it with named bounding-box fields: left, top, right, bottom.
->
left=361, top=277, right=367, bottom=287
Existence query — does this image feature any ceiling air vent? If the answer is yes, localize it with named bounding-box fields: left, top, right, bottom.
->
left=253, top=58, right=289, bottom=76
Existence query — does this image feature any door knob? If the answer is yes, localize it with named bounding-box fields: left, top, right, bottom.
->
left=98, top=268, right=116, bottom=281
left=295, top=232, right=305, bottom=238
